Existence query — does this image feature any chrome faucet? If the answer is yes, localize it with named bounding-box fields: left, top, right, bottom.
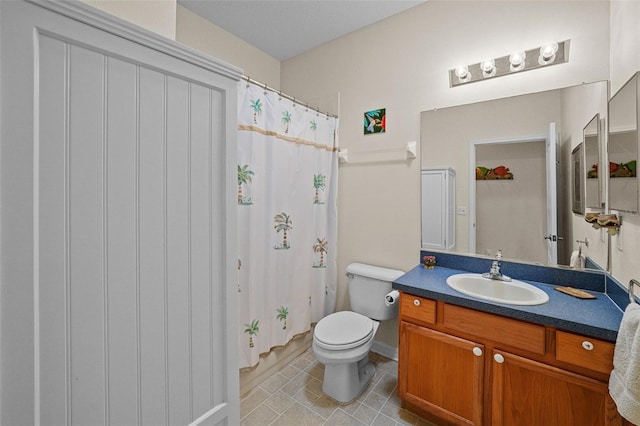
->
left=482, top=250, right=511, bottom=282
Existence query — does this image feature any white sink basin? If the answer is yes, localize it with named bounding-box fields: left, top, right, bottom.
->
left=446, top=273, right=549, bottom=306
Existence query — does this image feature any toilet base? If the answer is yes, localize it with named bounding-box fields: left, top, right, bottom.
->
left=322, top=356, right=376, bottom=403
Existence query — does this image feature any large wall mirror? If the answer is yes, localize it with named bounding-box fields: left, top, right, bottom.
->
left=608, top=72, right=639, bottom=213
left=421, top=81, right=608, bottom=269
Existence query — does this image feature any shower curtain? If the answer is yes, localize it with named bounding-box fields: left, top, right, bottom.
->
left=237, top=82, right=339, bottom=369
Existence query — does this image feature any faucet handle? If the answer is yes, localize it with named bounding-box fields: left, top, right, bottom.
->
left=495, top=250, right=503, bottom=260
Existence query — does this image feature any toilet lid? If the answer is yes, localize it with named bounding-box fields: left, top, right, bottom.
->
left=314, top=311, right=374, bottom=349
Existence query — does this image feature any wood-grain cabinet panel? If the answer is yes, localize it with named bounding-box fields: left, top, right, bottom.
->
left=492, top=350, right=620, bottom=426
left=399, top=294, right=436, bottom=326
left=443, top=304, right=545, bottom=355
left=556, top=330, right=615, bottom=374
left=398, top=291, right=623, bottom=426
left=399, top=322, right=483, bottom=426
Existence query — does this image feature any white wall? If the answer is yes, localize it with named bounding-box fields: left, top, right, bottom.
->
left=609, top=0, right=640, bottom=287
left=175, top=5, right=281, bottom=89
left=476, top=142, right=547, bottom=264
left=81, top=0, right=177, bottom=39
left=561, top=83, right=610, bottom=270
left=610, top=0, right=640, bottom=94
left=281, top=1, right=610, bottom=349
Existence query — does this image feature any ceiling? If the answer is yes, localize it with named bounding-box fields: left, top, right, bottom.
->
left=177, top=0, right=426, bottom=61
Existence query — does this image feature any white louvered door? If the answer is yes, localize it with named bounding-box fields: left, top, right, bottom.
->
left=0, top=1, right=240, bottom=425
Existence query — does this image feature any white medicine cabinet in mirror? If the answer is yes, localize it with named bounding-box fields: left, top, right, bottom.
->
left=608, top=72, right=639, bottom=213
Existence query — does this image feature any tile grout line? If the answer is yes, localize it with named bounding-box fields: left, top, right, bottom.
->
left=241, top=351, right=406, bottom=426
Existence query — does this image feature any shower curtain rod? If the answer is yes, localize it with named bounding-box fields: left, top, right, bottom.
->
left=242, top=75, right=338, bottom=119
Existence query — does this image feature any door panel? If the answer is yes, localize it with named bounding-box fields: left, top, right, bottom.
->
left=399, top=322, right=484, bottom=425
left=1, top=2, right=240, bottom=425
left=491, top=350, right=619, bottom=426
left=546, top=122, right=559, bottom=264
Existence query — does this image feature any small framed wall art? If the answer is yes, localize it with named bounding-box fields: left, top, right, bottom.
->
left=364, top=108, right=386, bottom=134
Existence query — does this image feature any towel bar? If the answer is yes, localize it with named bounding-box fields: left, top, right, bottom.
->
left=630, top=279, right=640, bottom=304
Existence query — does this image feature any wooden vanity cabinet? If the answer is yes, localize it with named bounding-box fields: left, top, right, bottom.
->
left=398, top=292, right=624, bottom=426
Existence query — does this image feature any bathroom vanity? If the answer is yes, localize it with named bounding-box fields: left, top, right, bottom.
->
left=393, top=252, right=632, bottom=426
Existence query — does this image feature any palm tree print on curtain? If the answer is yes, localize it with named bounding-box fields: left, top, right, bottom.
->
left=282, top=110, right=292, bottom=134
left=273, top=212, right=293, bottom=249
left=276, top=306, right=289, bottom=329
left=250, top=98, right=262, bottom=124
left=244, top=319, right=259, bottom=348
left=310, top=119, right=318, bottom=141
left=312, top=237, right=328, bottom=268
left=237, top=164, right=254, bottom=205
left=313, top=174, right=326, bottom=204
left=237, top=81, right=338, bottom=370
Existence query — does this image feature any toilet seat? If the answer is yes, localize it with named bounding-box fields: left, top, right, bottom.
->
left=314, top=311, right=374, bottom=350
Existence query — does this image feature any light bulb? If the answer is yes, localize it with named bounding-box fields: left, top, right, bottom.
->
left=454, top=65, right=471, bottom=82
left=540, top=42, right=559, bottom=60
left=480, top=59, right=496, bottom=77
left=539, top=42, right=559, bottom=65
left=455, top=66, right=469, bottom=79
left=509, top=51, right=526, bottom=71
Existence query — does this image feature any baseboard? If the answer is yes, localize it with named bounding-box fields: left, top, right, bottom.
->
left=371, top=340, right=398, bottom=361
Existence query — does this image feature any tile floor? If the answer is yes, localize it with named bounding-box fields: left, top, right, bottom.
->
left=240, top=348, right=438, bottom=426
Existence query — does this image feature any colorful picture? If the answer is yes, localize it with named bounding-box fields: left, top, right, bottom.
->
left=609, top=160, right=637, bottom=178
left=364, top=108, right=386, bottom=134
left=476, top=165, right=513, bottom=180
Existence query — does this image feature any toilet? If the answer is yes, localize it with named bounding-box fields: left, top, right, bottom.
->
left=312, top=262, right=404, bottom=403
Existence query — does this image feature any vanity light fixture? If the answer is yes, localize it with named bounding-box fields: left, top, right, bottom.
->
left=449, top=40, right=570, bottom=87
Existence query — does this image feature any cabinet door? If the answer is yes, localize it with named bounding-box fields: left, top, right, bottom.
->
left=421, top=168, right=455, bottom=251
left=491, top=350, right=622, bottom=426
left=399, top=322, right=484, bottom=426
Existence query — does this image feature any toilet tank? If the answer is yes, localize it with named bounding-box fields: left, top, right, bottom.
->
left=346, top=263, right=405, bottom=321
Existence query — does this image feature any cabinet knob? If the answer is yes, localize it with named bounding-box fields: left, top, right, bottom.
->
left=494, top=353, right=505, bottom=364
left=472, top=347, right=483, bottom=357
left=582, top=341, right=594, bottom=351
left=413, top=299, right=420, bottom=306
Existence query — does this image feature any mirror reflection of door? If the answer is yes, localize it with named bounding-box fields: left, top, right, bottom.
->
left=474, top=139, right=548, bottom=264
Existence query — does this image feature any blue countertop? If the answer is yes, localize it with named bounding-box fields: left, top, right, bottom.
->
left=393, top=264, right=624, bottom=342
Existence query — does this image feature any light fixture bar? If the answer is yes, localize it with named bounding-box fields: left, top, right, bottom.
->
left=449, top=40, right=570, bottom=87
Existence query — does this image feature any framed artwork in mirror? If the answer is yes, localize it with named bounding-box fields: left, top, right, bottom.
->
left=572, top=143, right=585, bottom=215
left=608, top=72, right=639, bottom=213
